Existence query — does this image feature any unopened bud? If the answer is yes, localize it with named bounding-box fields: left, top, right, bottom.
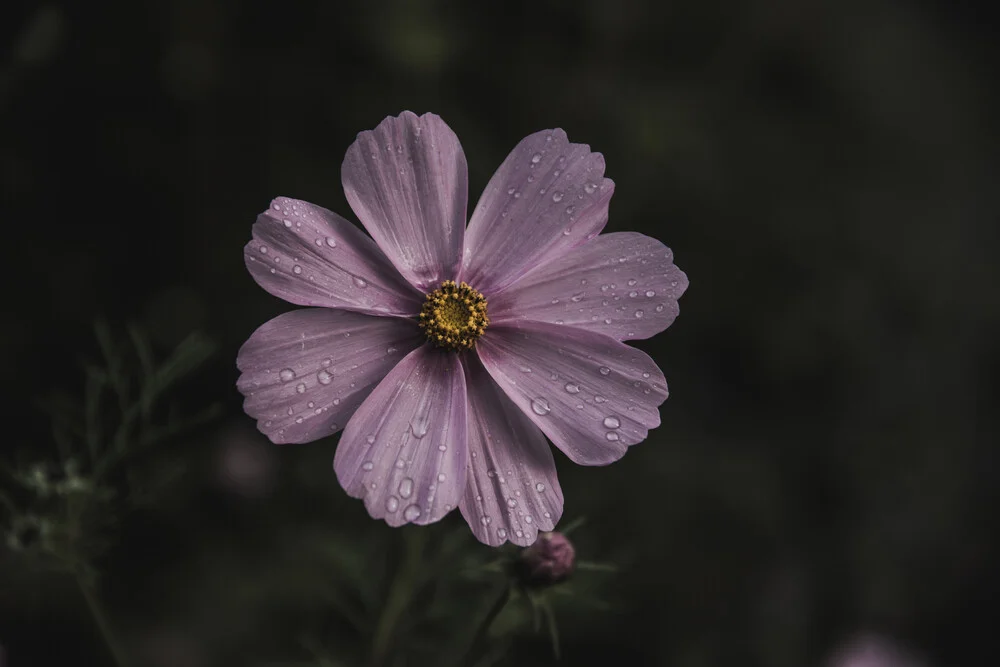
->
left=516, top=531, right=575, bottom=587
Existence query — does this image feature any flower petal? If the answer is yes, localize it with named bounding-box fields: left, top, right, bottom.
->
left=245, top=197, right=423, bottom=316
left=462, top=128, right=614, bottom=294
left=489, top=232, right=688, bottom=341
left=334, top=344, right=467, bottom=526
left=236, top=309, right=424, bottom=444
left=459, top=354, right=563, bottom=547
left=476, top=321, right=668, bottom=465
left=342, top=111, right=468, bottom=291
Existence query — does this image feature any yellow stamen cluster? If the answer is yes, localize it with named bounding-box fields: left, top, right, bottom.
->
left=418, top=280, right=489, bottom=351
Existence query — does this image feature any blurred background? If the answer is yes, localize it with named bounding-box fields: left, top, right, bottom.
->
left=1, top=0, right=998, bottom=665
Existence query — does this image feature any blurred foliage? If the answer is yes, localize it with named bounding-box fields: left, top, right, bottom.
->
left=2, top=0, right=998, bottom=665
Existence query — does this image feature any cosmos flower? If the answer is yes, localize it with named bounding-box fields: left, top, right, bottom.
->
left=237, top=112, right=687, bottom=546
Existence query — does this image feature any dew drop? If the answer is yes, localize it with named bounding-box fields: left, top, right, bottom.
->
left=564, top=383, right=580, bottom=394
left=599, top=366, right=611, bottom=375
left=295, top=382, right=306, bottom=394
left=635, top=310, right=645, bottom=318
left=438, top=444, right=447, bottom=452
left=362, top=461, right=374, bottom=471
left=584, top=181, right=598, bottom=194
left=655, top=304, right=665, bottom=312
left=497, top=528, right=507, bottom=539
left=507, top=498, right=517, bottom=508
left=409, top=419, right=428, bottom=439
left=628, top=279, right=637, bottom=286
left=606, top=431, right=620, bottom=442
left=259, top=245, right=268, bottom=254
left=366, top=434, right=376, bottom=444
left=386, top=496, right=399, bottom=512
left=403, top=504, right=421, bottom=522
left=646, top=290, right=655, bottom=297
left=317, top=370, right=333, bottom=385
left=535, top=482, right=546, bottom=492
left=437, top=473, right=446, bottom=482
left=530, top=152, right=541, bottom=164
left=594, top=395, right=607, bottom=403
left=524, top=515, right=533, bottom=524
left=283, top=219, right=292, bottom=228
left=293, top=265, right=302, bottom=274
left=279, top=368, right=296, bottom=382
left=387, top=346, right=398, bottom=354
left=531, top=398, right=551, bottom=415
left=603, top=416, right=621, bottom=429
left=398, top=477, right=414, bottom=498
left=551, top=191, right=564, bottom=202
left=352, top=276, right=368, bottom=288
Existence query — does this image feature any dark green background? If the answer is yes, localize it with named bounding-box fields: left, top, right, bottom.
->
left=2, top=0, right=998, bottom=665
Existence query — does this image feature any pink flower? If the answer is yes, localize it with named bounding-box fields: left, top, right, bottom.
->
left=237, top=112, right=687, bottom=546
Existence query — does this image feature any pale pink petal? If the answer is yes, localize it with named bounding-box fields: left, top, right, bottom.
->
left=459, top=354, right=563, bottom=547
left=236, top=309, right=423, bottom=444
left=334, top=345, right=467, bottom=526
left=461, top=128, right=614, bottom=294
left=476, top=321, right=668, bottom=465
left=489, top=232, right=688, bottom=341
left=342, top=112, right=467, bottom=291
left=245, top=197, right=423, bottom=316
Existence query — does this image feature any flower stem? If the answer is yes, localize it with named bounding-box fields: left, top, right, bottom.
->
left=456, top=583, right=511, bottom=667
left=370, top=529, right=426, bottom=667
left=77, top=573, right=130, bottom=667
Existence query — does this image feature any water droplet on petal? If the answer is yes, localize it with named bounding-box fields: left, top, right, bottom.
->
left=386, top=496, right=399, bottom=512
left=531, top=398, right=551, bottom=415
left=438, top=444, right=447, bottom=452
left=437, top=473, right=446, bottom=482
left=551, top=191, right=564, bottom=202
left=564, top=383, right=580, bottom=394
left=362, top=461, right=374, bottom=471
left=606, top=432, right=620, bottom=441
left=497, top=528, right=507, bottom=539
left=279, top=368, right=296, bottom=382
left=530, top=152, right=541, bottom=164
left=293, top=265, right=302, bottom=274
left=603, top=416, right=621, bottom=429
left=646, top=290, right=655, bottom=297
left=295, top=383, right=306, bottom=394
left=536, top=482, right=546, bottom=492
left=317, top=370, right=333, bottom=385
left=366, top=434, right=376, bottom=444
left=259, top=245, right=268, bottom=254
left=398, top=477, right=414, bottom=499
left=635, top=310, right=645, bottom=318
left=353, top=276, right=368, bottom=288
left=599, top=366, right=611, bottom=375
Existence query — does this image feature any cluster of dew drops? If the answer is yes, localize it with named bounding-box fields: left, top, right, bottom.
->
left=247, top=199, right=369, bottom=290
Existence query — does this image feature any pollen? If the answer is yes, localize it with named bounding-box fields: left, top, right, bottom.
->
left=418, top=280, right=490, bottom=351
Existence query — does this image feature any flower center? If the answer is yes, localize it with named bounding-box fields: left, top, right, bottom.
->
left=418, top=280, right=489, bottom=351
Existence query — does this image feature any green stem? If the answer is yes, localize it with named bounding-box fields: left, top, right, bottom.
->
left=77, top=573, right=130, bottom=667
left=370, top=530, right=426, bottom=667
left=456, top=584, right=511, bottom=667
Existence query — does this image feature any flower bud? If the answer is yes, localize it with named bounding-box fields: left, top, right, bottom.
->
left=516, top=531, right=575, bottom=587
